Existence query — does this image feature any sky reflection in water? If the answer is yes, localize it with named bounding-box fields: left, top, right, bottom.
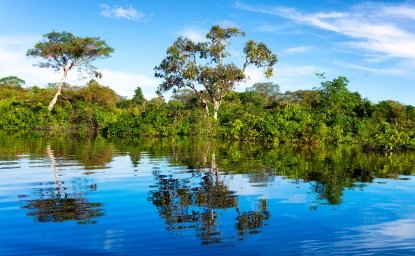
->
left=0, top=132, right=414, bottom=255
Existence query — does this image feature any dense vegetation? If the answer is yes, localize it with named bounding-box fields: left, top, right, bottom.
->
left=1, top=74, right=414, bottom=152
left=1, top=27, right=414, bottom=152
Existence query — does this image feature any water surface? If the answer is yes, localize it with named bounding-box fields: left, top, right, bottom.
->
left=0, top=132, right=414, bottom=255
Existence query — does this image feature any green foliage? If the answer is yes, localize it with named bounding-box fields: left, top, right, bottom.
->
left=131, top=86, right=146, bottom=106
left=27, top=31, right=114, bottom=73
left=0, top=76, right=25, bottom=87
left=0, top=26, right=410, bottom=154
left=374, top=100, right=407, bottom=125
left=360, top=121, right=415, bottom=152
left=239, top=91, right=267, bottom=108
left=27, top=31, right=114, bottom=111
left=243, top=40, right=278, bottom=77
left=171, top=89, right=199, bottom=108
left=76, top=80, right=118, bottom=108
left=0, top=69, right=414, bottom=153
left=263, top=104, right=313, bottom=143
left=246, top=82, right=279, bottom=98
left=155, top=25, right=277, bottom=119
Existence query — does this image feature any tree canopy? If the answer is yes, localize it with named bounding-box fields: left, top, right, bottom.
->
left=27, top=31, right=113, bottom=110
left=155, top=25, right=277, bottom=119
left=0, top=76, right=25, bottom=87
left=132, top=86, right=146, bottom=106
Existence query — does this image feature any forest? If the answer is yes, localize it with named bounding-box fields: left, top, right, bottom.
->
left=1, top=75, right=414, bottom=152
left=0, top=27, right=414, bottom=152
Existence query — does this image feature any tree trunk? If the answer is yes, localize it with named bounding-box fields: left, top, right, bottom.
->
left=191, top=87, right=210, bottom=117
left=213, top=99, right=221, bottom=120
left=202, top=98, right=209, bottom=117
left=48, top=70, right=67, bottom=111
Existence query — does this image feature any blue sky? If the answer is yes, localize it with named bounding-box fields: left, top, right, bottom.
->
left=1, top=0, right=414, bottom=105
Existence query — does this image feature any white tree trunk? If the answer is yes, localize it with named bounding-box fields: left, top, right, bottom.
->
left=203, top=99, right=210, bottom=117
left=213, top=99, right=221, bottom=120
left=48, top=70, right=68, bottom=111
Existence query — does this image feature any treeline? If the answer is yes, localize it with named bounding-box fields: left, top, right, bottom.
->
left=1, top=75, right=414, bottom=152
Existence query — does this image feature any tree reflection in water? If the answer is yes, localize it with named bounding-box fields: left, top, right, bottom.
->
left=21, top=143, right=104, bottom=224
left=236, top=199, right=270, bottom=237
left=148, top=153, right=270, bottom=245
left=4, top=132, right=414, bottom=234
left=23, top=197, right=103, bottom=224
left=22, top=177, right=104, bottom=224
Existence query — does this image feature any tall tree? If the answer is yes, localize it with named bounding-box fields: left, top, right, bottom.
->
left=0, top=76, right=25, bottom=87
left=132, top=86, right=146, bottom=106
left=27, top=31, right=113, bottom=111
left=155, top=25, right=277, bottom=120
left=246, top=82, right=279, bottom=98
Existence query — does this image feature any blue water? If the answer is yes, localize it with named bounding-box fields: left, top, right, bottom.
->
left=0, top=134, right=414, bottom=255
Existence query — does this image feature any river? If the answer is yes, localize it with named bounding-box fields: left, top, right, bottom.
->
left=0, top=131, right=414, bottom=255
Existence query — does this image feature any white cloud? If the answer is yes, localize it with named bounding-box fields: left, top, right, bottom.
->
left=285, top=46, right=312, bottom=54
left=100, top=4, right=145, bottom=21
left=0, top=35, right=41, bottom=48
left=314, top=11, right=346, bottom=19
left=0, top=35, right=63, bottom=86
left=334, top=61, right=415, bottom=81
left=99, top=69, right=159, bottom=99
left=218, top=20, right=238, bottom=28
left=276, top=64, right=326, bottom=91
left=278, top=64, right=323, bottom=76
left=237, top=2, right=415, bottom=60
left=234, top=65, right=274, bottom=92
left=178, top=27, right=206, bottom=42
left=362, top=53, right=392, bottom=64
left=256, top=23, right=282, bottom=33
left=238, top=64, right=324, bottom=92
left=334, top=62, right=406, bottom=76
left=243, top=64, right=321, bottom=85
left=243, top=66, right=266, bottom=85
left=383, top=6, right=415, bottom=21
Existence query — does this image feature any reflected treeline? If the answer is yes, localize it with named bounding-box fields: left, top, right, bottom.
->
left=0, top=130, right=115, bottom=170
left=2, top=131, right=415, bottom=227
left=148, top=164, right=270, bottom=245
left=237, top=199, right=270, bottom=236
left=0, top=131, right=108, bottom=224
left=2, top=131, right=415, bottom=206
left=114, top=137, right=415, bottom=205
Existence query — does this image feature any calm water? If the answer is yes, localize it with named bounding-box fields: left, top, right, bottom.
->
left=1, top=132, right=415, bottom=255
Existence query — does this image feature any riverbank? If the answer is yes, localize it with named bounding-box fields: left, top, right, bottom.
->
left=1, top=77, right=414, bottom=152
